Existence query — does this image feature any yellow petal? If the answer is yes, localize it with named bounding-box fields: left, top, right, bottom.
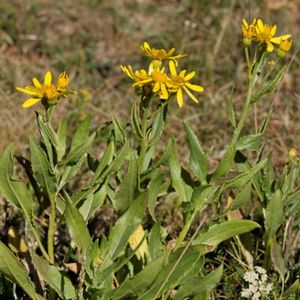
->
left=22, top=98, right=41, bottom=108
left=169, top=61, right=177, bottom=76
left=184, top=71, right=195, bottom=81
left=161, top=83, right=169, bottom=99
left=266, top=42, right=274, bottom=52
left=16, top=86, right=38, bottom=96
left=177, top=88, right=184, bottom=108
left=242, top=18, right=248, bottom=27
left=44, top=71, right=52, bottom=86
left=271, top=24, right=277, bottom=36
left=153, top=82, right=160, bottom=93
left=185, top=82, right=204, bottom=92
left=270, top=37, right=282, bottom=44
left=257, top=19, right=264, bottom=32
left=32, top=77, right=42, bottom=88
left=183, top=86, right=199, bottom=103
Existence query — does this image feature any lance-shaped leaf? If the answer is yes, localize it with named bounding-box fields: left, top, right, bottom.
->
left=113, top=153, right=138, bottom=213
left=226, top=87, right=236, bottom=128
left=65, top=198, right=91, bottom=253
left=30, top=138, right=56, bottom=203
left=193, top=220, right=260, bottom=251
left=65, top=117, right=95, bottom=165
left=108, top=192, right=147, bottom=260
left=184, top=123, right=207, bottom=184
left=173, top=265, right=223, bottom=300
left=57, top=118, right=68, bottom=161
left=0, top=241, right=37, bottom=300
left=0, top=145, right=33, bottom=224
left=31, top=253, right=76, bottom=300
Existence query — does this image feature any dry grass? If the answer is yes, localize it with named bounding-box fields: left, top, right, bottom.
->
left=0, top=0, right=300, bottom=168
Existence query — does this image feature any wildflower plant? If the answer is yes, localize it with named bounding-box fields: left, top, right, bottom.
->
left=0, top=18, right=298, bottom=300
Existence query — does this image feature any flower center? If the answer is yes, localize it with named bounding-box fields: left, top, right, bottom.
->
left=43, top=85, right=59, bottom=100
left=257, top=25, right=273, bottom=42
left=171, top=75, right=185, bottom=87
left=152, top=70, right=169, bottom=83
left=151, top=49, right=167, bottom=60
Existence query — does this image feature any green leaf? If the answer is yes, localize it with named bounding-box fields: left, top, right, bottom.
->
left=0, top=241, right=37, bottom=300
left=108, top=255, right=165, bottom=300
left=148, top=105, right=166, bottom=146
left=231, top=182, right=251, bottom=209
left=91, top=141, right=115, bottom=183
left=130, top=101, right=143, bottom=140
left=30, top=138, right=57, bottom=203
left=223, top=158, right=267, bottom=189
left=193, top=220, right=260, bottom=251
left=184, top=123, right=207, bottom=184
left=251, top=66, right=287, bottom=103
left=265, top=190, right=284, bottom=237
left=148, top=222, right=164, bottom=260
left=169, top=140, right=192, bottom=203
left=212, top=142, right=236, bottom=181
left=57, top=118, right=68, bottom=161
left=0, top=145, right=33, bottom=223
left=173, top=265, right=223, bottom=300
left=270, top=238, right=285, bottom=281
left=147, top=173, right=163, bottom=221
left=112, top=115, right=126, bottom=144
left=65, top=198, right=91, bottom=253
left=236, top=133, right=262, bottom=151
left=65, top=117, right=95, bottom=165
left=31, top=253, right=76, bottom=299
left=108, top=192, right=146, bottom=260
left=138, top=248, right=202, bottom=300
left=113, top=153, right=138, bottom=213
left=36, top=113, right=57, bottom=169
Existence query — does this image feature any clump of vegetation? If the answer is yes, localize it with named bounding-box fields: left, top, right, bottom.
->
left=0, top=15, right=299, bottom=300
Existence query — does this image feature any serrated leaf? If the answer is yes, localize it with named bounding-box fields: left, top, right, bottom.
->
left=30, top=138, right=56, bottom=203
left=112, top=115, right=126, bottom=144
left=113, top=153, right=138, bottom=213
left=236, top=133, right=262, bottom=151
left=148, top=105, right=166, bottom=146
left=148, top=222, right=164, bottom=260
left=184, top=123, right=207, bottom=184
left=173, top=265, right=223, bottom=300
left=231, top=182, right=251, bottom=209
left=193, top=220, right=260, bottom=251
left=131, top=101, right=143, bottom=140
left=226, top=87, right=236, bottom=128
left=223, top=158, right=267, bottom=189
left=31, top=253, right=76, bottom=299
left=65, top=198, right=91, bottom=253
left=0, top=241, right=37, bottom=300
left=0, top=145, right=33, bottom=223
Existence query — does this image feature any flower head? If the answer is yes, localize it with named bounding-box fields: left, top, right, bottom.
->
left=168, top=61, right=204, bottom=108
left=277, top=38, right=292, bottom=57
left=139, top=41, right=187, bottom=71
left=255, top=19, right=291, bottom=52
left=17, top=71, right=75, bottom=108
left=241, top=18, right=257, bottom=46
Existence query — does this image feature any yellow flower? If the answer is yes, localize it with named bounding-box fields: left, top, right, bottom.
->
left=120, top=65, right=152, bottom=88
left=289, top=148, right=298, bottom=159
left=241, top=18, right=257, bottom=46
left=255, top=19, right=291, bottom=52
left=17, top=71, right=75, bottom=108
left=151, top=68, right=170, bottom=99
left=139, top=41, right=186, bottom=71
left=277, top=38, right=292, bottom=57
left=168, top=61, right=204, bottom=108
left=121, top=65, right=170, bottom=99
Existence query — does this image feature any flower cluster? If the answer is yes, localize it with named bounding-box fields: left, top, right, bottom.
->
left=241, top=18, right=292, bottom=56
left=241, top=266, right=273, bottom=299
left=121, top=41, right=204, bottom=108
left=17, top=71, right=75, bottom=108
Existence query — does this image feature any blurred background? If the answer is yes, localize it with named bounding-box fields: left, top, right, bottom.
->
left=0, top=0, right=299, bottom=168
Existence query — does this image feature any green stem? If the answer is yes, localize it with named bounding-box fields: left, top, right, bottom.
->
left=47, top=199, right=56, bottom=264
left=28, top=222, right=50, bottom=261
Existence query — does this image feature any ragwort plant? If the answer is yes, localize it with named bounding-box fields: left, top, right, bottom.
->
left=0, top=18, right=298, bottom=299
